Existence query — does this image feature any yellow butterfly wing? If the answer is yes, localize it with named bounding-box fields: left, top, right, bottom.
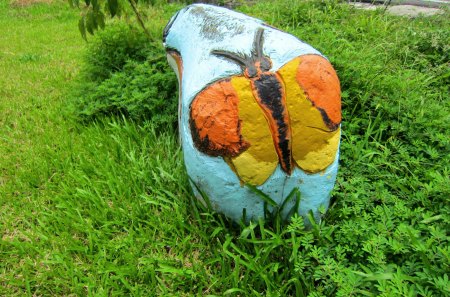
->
left=229, top=76, right=279, bottom=186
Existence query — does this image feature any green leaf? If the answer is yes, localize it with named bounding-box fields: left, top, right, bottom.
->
left=279, top=187, right=301, bottom=214
left=352, top=270, right=394, bottom=281
left=239, top=222, right=257, bottom=239
left=246, top=184, right=277, bottom=207
left=85, top=12, right=94, bottom=35
left=85, top=10, right=98, bottom=35
left=108, top=0, right=119, bottom=17
left=78, top=16, right=87, bottom=41
left=210, top=227, right=224, bottom=238
left=420, top=214, right=443, bottom=224
left=96, top=11, right=106, bottom=30
left=156, top=264, right=193, bottom=276
left=240, top=207, right=247, bottom=224
left=91, top=0, right=99, bottom=12
left=224, top=288, right=245, bottom=295
left=287, top=194, right=301, bottom=218
left=189, top=178, right=213, bottom=211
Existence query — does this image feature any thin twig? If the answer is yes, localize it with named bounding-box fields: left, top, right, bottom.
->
left=127, top=0, right=154, bottom=42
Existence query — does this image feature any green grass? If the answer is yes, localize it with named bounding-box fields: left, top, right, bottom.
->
left=1, top=0, right=449, bottom=296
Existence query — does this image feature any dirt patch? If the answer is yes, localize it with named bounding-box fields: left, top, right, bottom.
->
left=387, top=4, right=444, bottom=17
left=171, top=0, right=256, bottom=9
left=350, top=2, right=445, bottom=17
left=10, top=0, right=53, bottom=7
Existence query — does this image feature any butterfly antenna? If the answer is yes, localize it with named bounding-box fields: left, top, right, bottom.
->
left=252, top=28, right=265, bottom=59
left=212, top=50, right=248, bottom=68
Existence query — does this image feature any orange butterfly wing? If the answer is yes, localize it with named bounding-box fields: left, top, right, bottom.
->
left=189, top=79, right=250, bottom=157
left=296, top=54, right=341, bottom=129
left=279, top=55, right=341, bottom=173
left=190, top=76, right=279, bottom=185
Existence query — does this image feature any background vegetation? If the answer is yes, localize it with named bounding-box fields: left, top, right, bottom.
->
left=1, top=0, right=448, bottom=296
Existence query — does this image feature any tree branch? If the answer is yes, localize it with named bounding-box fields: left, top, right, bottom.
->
left=127, top=0, right=154, bottom=42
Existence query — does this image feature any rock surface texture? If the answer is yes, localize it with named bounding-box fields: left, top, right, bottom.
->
left=163, top=4, right=342, bottom=223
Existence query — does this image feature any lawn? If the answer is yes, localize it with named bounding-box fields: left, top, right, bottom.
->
left=0, top=0, right=449, bottom=296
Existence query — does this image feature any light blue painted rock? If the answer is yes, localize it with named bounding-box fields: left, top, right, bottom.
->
left=163, top=4, right=341, bottom=223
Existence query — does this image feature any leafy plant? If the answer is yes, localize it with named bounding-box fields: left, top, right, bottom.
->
left=82, top=23, right=158, bottom=82
left=68, top=0, right=155, bottom=41
left=70, top=22, right=178, bottom=126
left=74, top=58, right=178, bottom=125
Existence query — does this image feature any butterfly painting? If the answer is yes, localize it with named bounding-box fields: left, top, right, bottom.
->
left=164, top=4, right=341, bottom=222
left=189, top=28, right=341, bottom=186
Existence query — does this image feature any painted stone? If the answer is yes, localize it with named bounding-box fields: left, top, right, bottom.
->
left=163, top=4, right=341, bottom=223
